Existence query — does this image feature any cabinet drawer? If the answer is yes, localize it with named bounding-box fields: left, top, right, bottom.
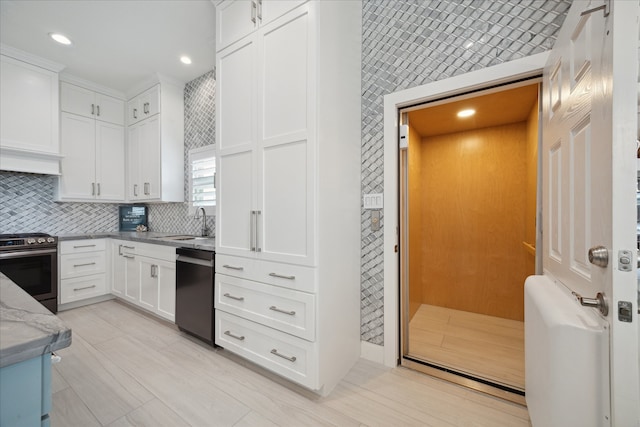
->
left=215, top=310, right=318, bottom=389
left=133, top=242, right=176, bottom=262
left=60, top=252, right=106, bottom=279
left=60, top=239, right=106, bottom=255
left=60, top=274, right=107, bottom=304
left=216, top=275, right=315, bottom=341
left=216, top=254, right=316, bottom=293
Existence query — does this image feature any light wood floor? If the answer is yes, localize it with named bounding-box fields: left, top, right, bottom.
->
left=51, top=300, right=531, bottom=426
left=408, top=304, right=525, bottom=390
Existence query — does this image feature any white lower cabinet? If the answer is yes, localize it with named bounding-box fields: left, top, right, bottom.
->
left=216, top=310, right=317, bottom=388
left=59, top=240, right=108, bottom=304
left=111, top=240, right=176, bottom=322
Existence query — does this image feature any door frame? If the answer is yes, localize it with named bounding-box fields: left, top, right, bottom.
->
left=381, top=52, right=549, bottom=367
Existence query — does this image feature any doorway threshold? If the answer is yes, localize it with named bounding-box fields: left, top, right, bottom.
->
left=401, top=356, right=526, bottom=406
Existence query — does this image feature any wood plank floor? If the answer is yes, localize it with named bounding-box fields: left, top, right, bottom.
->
left=408, top=304, right=525, bottom=390
left=51, top=300, right=531, bottom=426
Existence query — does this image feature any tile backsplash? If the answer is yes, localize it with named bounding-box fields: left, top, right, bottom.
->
left=0, top=70, right=215, bottom=236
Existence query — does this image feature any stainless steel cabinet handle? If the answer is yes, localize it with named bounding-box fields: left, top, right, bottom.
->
left=250, top=211, right=256, bottom=251
left=222, top=264, right=244, bottom=271
left=251, top=0, right=257, bottom=23
left=73, top=262, right=96, bottom=268
left=257, top=0, right=262, bottom=21
left=145, top=102, right=150, bottom=114
left=224, top=330, right=245, bottom=341
left=73, top=244, right=96, bottom=249
left=268, top=272, right=295, bottom=280
left=123, top=245, right=135, bottom=249
left=97, top=183, right=101, bottom=196
left=92, top=182, right=96, bottom=196
left=73, top=284, right=96, bottom=292
left=91, top=104, right=95, bottom=115
left=134, top=184, right=138, bottom=197
left=133, top=108, right=138, bottom=119
left=123, top=255, right=135, bottom=259
left=256, top=210, right=261, bottom=252
left=144, top=182, right=150, bottom=195
left=270, top=349, right=296, bottom=362
left=96, top=105, right=100, bottom=116
left=223, top=293, right=245, bottom=301
left=151, top=264, right=158, bottom=278
left=269, top=306, right=295, bottom=316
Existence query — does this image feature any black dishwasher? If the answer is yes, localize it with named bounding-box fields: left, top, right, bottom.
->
left=175, top=247, right=215, bottom=345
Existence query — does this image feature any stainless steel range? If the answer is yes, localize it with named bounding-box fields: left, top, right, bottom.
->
left=0, top=233, right=58, bottom=313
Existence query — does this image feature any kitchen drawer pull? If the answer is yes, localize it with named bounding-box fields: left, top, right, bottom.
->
left=222, top=264, right=244, bottom=271
left=269, top=306, right=296, bottom=316
left=73, top=244, right=96, bottom=249
left=223, top=293, right=245, bottom=302
left=133, top=108, right=138, bottom=119
left=123, top=255, right=135, bottom=259
left=96, top=105, right=100, bottom=116
left=224, top=330, right=245, bottom=341
left=91, top=103, right=95, bottom=115
left=268, top=272, right=295, bottom=280
left=73, top=262, right=96, bottom=268
left=123, top=245, right=135, bottom=249
left=270, top=349, right=296, bottom=362
left=73, top=284, right=96, bottom=292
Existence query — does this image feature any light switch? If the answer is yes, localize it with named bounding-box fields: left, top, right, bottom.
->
left=364, top=193, right=383, bottom=210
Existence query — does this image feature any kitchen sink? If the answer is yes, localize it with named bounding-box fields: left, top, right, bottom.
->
left=153, top=235, right=208, bottom=241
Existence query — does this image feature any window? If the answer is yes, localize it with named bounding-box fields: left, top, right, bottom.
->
left=188, top=145, right=215, bottom=215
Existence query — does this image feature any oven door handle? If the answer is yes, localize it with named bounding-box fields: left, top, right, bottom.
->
left=0, top=248, right=58, bottom=258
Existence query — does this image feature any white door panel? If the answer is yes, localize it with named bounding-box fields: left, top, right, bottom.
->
left=218, top=38, right=256, bottom=152
left=95, top=121, right=125, bottom=201
left=59, top=112, right=95, bottom=199
left=94, top=93, right=125, bottom=126
left=217, top=151, right=254, bottom=255
left=261, top=8, right=308, bottom=140
left=260, top=139, right=310, bottom=262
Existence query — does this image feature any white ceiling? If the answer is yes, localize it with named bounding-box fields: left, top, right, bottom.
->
left=0, top=0, right=216, bottom=94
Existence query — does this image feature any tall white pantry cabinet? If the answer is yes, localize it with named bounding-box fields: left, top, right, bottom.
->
left=214, top=0, right=362, bottom=395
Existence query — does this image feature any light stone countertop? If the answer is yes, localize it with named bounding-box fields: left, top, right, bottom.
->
left=57, top=231, right=215, bottom=251
left=0, top=274, right=72, bottom=368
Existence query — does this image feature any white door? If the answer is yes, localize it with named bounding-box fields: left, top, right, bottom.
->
left=541, top=1, right=639, bottom=425
left=95, top=121, right=125, bottom=201
left=94, top=93, right=124, bottom=126
left=216, top=35, right=257, bottom=258
left=156, top=260, right=176, bottom=321
left=257, top=4, right=315, bottom=266
left=127, top=122, right=141, bottom=200
left=141, top=116, right=161, bottom=200
left=59, top=112, right=95, bottom=199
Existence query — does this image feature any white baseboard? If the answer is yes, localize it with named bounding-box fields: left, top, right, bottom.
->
left=360, top=340, right=384, bottom=364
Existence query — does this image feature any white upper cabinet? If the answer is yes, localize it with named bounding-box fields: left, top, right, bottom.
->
left=215, top=0, right=306, bottom=52
left=57, top=81, right=126, bottom=202
left=60, top=82, right=125, bottom=126
left=127, top=82, right=184, bottom=203
left=0, top=48, right=64, bottom=175
left=127, top=85, right=160, bottom=126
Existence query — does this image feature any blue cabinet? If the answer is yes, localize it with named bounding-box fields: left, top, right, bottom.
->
left=0, top=353, right=52, bottom=427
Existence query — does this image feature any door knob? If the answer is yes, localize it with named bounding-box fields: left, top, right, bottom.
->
left=588, top=246, right=609, bottom=268
left=573, top=291, right=609, bottom=316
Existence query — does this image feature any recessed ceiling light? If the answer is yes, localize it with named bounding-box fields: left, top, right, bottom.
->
left=49, top=33, right=72, bottom=46
left=180, top=56, right=192, bottom=65
left=457, top=109, right=476, bottom=118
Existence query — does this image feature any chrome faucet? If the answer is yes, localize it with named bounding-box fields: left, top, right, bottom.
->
left=195, top=207, right=208, bottom=237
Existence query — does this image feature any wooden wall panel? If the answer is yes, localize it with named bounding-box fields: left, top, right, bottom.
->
left=407, top=122, right=423, bottom=321
left=524, top=99, right=539, bottom=274
left=409, top=122, right=534, bottom=321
